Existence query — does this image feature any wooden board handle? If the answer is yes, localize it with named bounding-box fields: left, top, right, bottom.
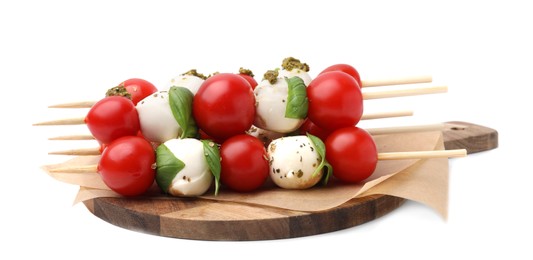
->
left=443, top=121, right=498, bottom=154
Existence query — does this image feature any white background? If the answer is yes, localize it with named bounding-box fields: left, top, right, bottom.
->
left=1, top=0, right=531, bottom=259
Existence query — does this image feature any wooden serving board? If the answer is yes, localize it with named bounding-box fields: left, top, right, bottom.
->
left=82, top=122, right=498, bottom=241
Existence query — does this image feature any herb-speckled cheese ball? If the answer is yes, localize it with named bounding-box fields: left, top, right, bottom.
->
left=267, top=136, right=323, bottom=189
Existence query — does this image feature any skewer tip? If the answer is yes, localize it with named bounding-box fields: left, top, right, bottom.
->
left=48, top=147, right=101, bottom=156
left=33, top=117, right=86, bottom=126
left=48, top=101, right=96, bottom=108
left=47, top=165, right=98, bottom=174
left=48, top=135, right=95, bottom=140
left=377, top=148, right=467, bottom=160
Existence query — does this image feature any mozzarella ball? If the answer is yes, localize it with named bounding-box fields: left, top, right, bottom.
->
left=253, top=78, right=304, bottom=133
left=279, top=69, right=312, bottom=86
left=267, top=136, right=323, bottom=189
left=136, top=91, right=181, bottom=143
left=167, top=74, right=205, bottom=95
left=162, top=138, right=213, bottom=196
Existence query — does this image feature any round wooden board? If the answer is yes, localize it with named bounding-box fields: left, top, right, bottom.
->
left=83, top=122, right=498, bottom=241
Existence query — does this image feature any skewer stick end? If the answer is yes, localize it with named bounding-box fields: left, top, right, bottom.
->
left=47, top=165, right=98, bottom=174
left=32, top=117, right=86, bottom=126
left=377, top=149, right=467, bottom=160
left=48, top=101, right=96, bottom=108
left=48, top=147, right=101, bottom=156
left=48, top=135, right=95, bottom=140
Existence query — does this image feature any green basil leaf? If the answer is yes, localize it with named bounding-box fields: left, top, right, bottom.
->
left=307, top=133, right=332, bottom=185
left=155, top=144, right=186, bottom=193
left=169, top=86, right=198, bottom=138
left=321, top=161, right=333, bottom=186
left=285, top=76, right=308, bottom=119
left=201, top=140, right=221, bottom=195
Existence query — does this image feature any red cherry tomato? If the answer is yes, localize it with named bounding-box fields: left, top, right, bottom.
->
left=238, top=74, right=258, bottom=90
left=98, top=143, right=107, bottom=154
left=325, top=127, right=377, bottom=183
left=198, top=129, right=225, bottom=144
left=85, top=96, right=140, bottom=144
left=298, top=118, right=333, bottom=141
left=198, top=129, right=212, bottom=140
left=237, top=68, right=258, bottom=89
left=193, top=73, right=255, bottom=140
left=220, top=135, right=269, bottom=192
left=307, top=71, right=363, bottom=131
left=319, top=64, right=362, bottom=88
left=120, top=78, right=158, bottom=105
left=98, top=136, right=156, bottom=196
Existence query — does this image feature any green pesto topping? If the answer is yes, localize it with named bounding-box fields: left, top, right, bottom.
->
left=239, top=67, right=255, bottom=77
left=263, top=69, right=279, bottom=84
left=207, top=71, right=220, bottom=78
left=105, top=84, right=132, bottom=100
left=281, top=57, right=310, bottom=72
left=181, top=69, right=208, bottom=80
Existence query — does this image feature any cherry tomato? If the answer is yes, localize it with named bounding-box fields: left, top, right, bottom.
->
left=239, top=74, right=258, bottom=89
left=307, top=71, right=363, bottom=131
left=298, top=118, right=333, bottom=141
left=193, top=73, right=255, bottom=140
left=98, top=143, right=107, bottom=154
left=198, top=129, right=212, bottom=140
left=85, top=96, right=140, bottom=144
left=325, top=127, right=377, bottom=183
left=198, top=129, right=225, bottom=145
left=237, top=68, right=258, bottom=89
left=121, top=78, right=158, bottom=105
left=319, top=64, right=362, bottom=88
left=98, top=130, right=146, bottom=154
left=98, top=136, right=156, bottom=196
left=220, top=135, right=269, bottom=192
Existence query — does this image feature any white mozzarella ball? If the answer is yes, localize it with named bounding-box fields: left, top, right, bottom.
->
left=162, top=138, right=213, bottom=196
left=267, top=136, right=323, bottom=189
left=136, top=91, right=181, bottom=143
left=167, top=75, right=205, bottom=95
left=253, top=79, right=304, bottom=133
left=278, top=69, right=312, bottom=86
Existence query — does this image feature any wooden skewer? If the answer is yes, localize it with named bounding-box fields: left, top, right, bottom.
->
left=48, top=101, right=96, bottom=108
left=378, top=149, right=467, bottom=160
left=361, top=110, right=413, bottom=120
left=49, top=147, right=100, bottom=155
left=37, top=86, right=444, bottom=127
left=366, top=123, right=444, bottom=135
left=46, top=148, right=466, bottom=173
left=47, top=165, right=98, bottom=174
left=43, top=110, right=415, bottom=140
left=362, top=85, right=448, bottom=100
left=48, top=123, right=445, bottom=155
left=33, top=117, right=85, bottom=126
left=48, top=147, right=102, bottom=156
left=46, top=84, right=445, bottom=111
left=48, top=148, right=101, bottom=156
left=45, top=75, right=433, bottom=109
left=361, top=75, right=432, bottom=88
left=49, top=135, right=95, bottom=140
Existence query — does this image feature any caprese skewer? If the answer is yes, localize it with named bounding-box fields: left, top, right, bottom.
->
left=37, top=57, right=461, bottom=197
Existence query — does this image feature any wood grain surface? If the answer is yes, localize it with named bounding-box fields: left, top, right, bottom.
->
left=83, top=122, right=498, bottom=241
